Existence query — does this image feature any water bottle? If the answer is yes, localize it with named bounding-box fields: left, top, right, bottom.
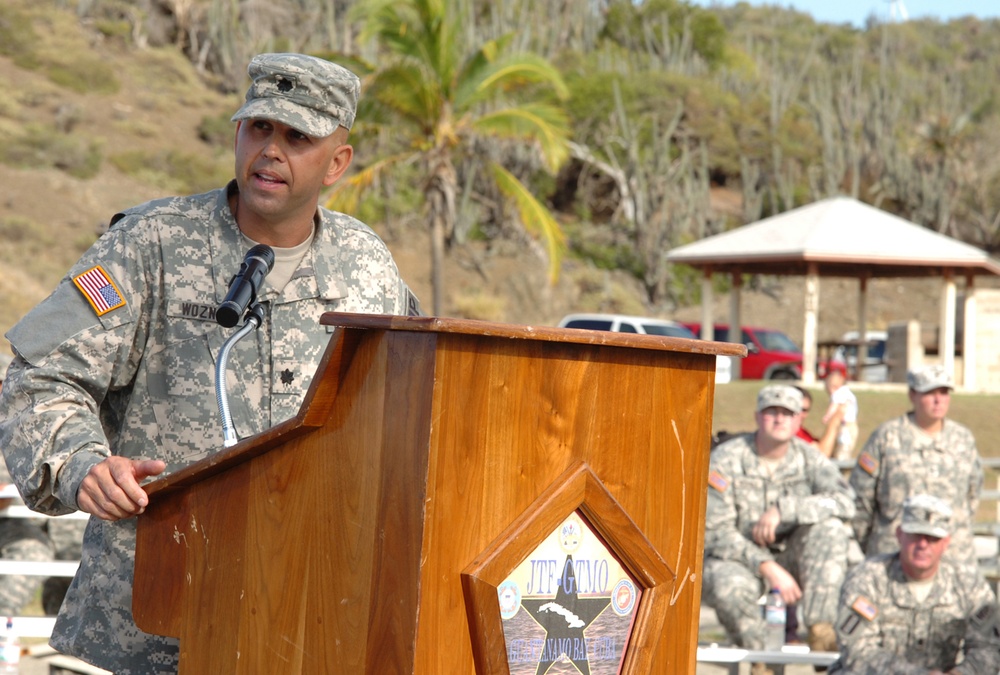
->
left=0, top=616, right=19, bottom=674
left=764, top=588, right=786, bottom=651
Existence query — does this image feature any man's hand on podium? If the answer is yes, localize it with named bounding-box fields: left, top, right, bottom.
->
left=78, top=457, right=166, bottom=521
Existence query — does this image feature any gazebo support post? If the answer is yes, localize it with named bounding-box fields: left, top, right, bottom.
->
left=801, top=264, right=819, bottom=386
left=963, top=273, right=976, bottom=391
left=940, top=270, right=957, bottom=382
left=857, top=275, right=869, bottom=381
left=729, top=272, right=743, bottom=381
left=701, top=268, right=714, bottom=342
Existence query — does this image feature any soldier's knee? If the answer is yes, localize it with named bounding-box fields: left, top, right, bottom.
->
left=5, top=537, right=55, bottom=562
left=704, top=564, right=759, bottom=610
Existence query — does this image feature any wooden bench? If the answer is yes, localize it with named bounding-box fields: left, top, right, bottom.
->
left=697, top=644, right=838, bottom=674
left=0, top=485, right=85, bottom=638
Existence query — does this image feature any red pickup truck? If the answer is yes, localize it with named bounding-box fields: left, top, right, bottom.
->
left=680, top=322, right=804, bottom=380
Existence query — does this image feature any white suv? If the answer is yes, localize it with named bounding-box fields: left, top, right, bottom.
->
left=557, top=313, right=732, bottom=383
left=835, top=330, right=888, bottom=382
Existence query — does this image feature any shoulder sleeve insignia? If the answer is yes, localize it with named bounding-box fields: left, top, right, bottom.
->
left=406, top=288, right=422, bottom=316
left=857, top=452, right=879, bottom=476
left=972, top=603, right=995, bottom=627
left=839, top=613, right=861, bottom=635
left=72, top=265, right=126, bottom=317
left=851, top=595, right=878, bottom=621
left=708, top=470, right=730, bottom=492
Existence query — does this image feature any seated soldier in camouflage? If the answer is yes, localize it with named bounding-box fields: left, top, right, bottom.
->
left=702, top=385, right=856, bottom=663
left=829, top=494, right=1000, bottom=674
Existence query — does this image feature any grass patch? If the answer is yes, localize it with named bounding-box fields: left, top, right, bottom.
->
left=0, top=124, right=102, bottom=179
left=451, top=291, right=508, bottom=322
left=0, top=5, right=37, bottom=58
left=0, top=215, right=89, bottom=268
left=567, top=266, right=648, bottom=316
left=108, top=148, right=231, bottom=195
left=198, top=113, right=236, bottom=148
left=44, top=55, right=120, bottom=95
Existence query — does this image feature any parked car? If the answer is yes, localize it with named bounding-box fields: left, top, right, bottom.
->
left=835, top=330, right=888, bottom=382
left=680, top=322, right=803, bottom=380
left=557, top=313, right=732, bottom=383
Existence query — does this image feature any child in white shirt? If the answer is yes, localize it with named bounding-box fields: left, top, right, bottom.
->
left=822, top=370, right=858, bottom=460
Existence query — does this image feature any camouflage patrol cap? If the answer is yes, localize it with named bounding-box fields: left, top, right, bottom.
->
left=231, top=53, right=360, bottom=137
left=756, top=384, right=803, bottom=414
left=906, top=364, right=953, bottom=393
left=900, top=493, right=953, bottom=538
left=0, top=352, right=10, bottom=382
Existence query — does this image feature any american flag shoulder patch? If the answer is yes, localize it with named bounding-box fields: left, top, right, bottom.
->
left=73, top=265, right=126, bottom=316
left=851, top=595, right=878, bottom=621
left=708, top=470, right=730, bottom=492
left=857, top=452, right=879, bottom=476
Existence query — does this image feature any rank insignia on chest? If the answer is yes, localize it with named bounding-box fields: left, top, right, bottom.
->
left=851, top=595, right=878, bottom=621
left=857, top=452, right=879, bottom=476
left=73, top=265, right=126, bottom=316
left=708, top=471, right=730, bottom=492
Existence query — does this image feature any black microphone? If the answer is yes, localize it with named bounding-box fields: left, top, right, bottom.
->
left=216, top=244, right=275, bottom=328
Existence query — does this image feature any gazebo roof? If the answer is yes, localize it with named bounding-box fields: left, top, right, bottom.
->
left=666, top=196, right=1000, bottom=277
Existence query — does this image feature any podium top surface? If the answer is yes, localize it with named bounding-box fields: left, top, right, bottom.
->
left=319, top=313, right=747, bottom=358
left=142, top=312, right=743, bottom=499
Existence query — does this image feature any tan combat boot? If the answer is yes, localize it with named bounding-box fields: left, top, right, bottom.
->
left=807, top=622, right=838, bottom=652
left=807, top=622, right=838, bottom=672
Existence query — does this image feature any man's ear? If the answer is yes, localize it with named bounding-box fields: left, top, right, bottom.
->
left=323, top=142, right=354, bottom=187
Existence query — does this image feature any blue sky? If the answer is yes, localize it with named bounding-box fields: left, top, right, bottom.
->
left=687, top=1, right=1000, bottom=27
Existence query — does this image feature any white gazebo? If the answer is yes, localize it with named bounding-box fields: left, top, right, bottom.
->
left=666, top=197, right=1000, bottom=386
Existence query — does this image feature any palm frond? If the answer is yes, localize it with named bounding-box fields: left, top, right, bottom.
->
left=325, top=152, right=414, bottom=214
left=456, top=52, right=570, bottom=111
left=354, top=0, right=461, bottom=98
left=453, top=34, right=516, bottom=104
left=490, top=163, right=565, bottom=283
left=473, top=105, right=571, bottom=172
left=367, top=63, right=442, bottom=133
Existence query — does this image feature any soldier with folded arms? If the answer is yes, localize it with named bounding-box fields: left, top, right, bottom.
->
left=702, top=384, right=856, bottom=667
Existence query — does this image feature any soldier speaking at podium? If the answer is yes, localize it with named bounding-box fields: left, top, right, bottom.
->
left=0, top=52, right=418, bottom=674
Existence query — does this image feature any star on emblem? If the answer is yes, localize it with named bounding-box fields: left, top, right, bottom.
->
left=520, top=555, right=611, bottom=675
left=276, top=77, right=293, bottom=93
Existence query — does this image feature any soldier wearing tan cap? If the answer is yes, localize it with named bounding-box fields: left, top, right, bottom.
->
left=702, top=384, right=856, bottom=664
left=0, top=53, right=420, bottom=673
left=849, top=365, right=984, bottom=569
left=829, top=494, right=1000, bottom=674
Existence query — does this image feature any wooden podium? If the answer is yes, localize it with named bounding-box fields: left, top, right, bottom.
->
left=133, top=314, right=743, bottom=673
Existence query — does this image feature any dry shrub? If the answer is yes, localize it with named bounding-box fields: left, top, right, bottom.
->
left=450, top=291, right=508, bottom=322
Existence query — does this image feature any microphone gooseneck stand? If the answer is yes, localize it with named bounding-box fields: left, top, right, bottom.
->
left=215, top=301, right=266, bottom=447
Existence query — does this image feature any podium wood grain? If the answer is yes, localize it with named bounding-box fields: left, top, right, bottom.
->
left=133, top=315, right=744, bottom=673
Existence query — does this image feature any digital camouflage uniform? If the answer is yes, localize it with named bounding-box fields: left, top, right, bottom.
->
left=828, top=554, right=1000, bottom=674
left=702, top=432, right=856, bottom=648
left=0, top=183, right=418, bottom=674
left=849, top=414, right=983, bottom=568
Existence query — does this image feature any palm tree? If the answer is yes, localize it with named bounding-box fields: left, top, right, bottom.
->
left=328, top=0, right=572, bottom=315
